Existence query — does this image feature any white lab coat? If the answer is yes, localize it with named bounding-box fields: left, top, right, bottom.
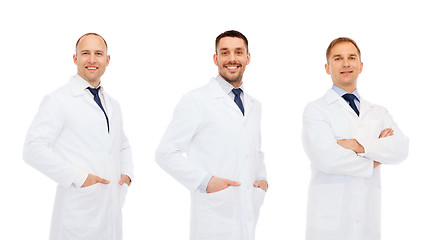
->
left=302, top=89, right=409, bottom=240
left=156, top=78, right=267, bottom=240
left=23, top=75, right=133, bottom=240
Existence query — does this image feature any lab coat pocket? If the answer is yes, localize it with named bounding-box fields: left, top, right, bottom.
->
left=119, top=183, right=129, bottom=207
left=307, top=184, right=344, bottom=230
left=194, top=187, right=236, bottom=234
left=63, top=183, right=103, bottom=229
left=250, top=187, right=266, bottom=224
left=253, top=187, right=266, bottom=213
left=368, top=187, right=381, bottom=233
left=77, top=182, right=100, bottom=192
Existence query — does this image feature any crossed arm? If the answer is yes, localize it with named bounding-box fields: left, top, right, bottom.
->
left=336, top=128, right=394, bottom=168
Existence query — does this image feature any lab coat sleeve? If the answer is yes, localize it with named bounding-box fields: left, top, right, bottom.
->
left=155, top=93, right=210, bottom=191
left=23, top=95, right=89, bottom=188
left=119, top=114, right=134, bottom=180
left=302, top=103, right=373, bottom=178
left=256, top=108, right=267, bottom=182
left=357, top=108, right=409, bottom=164
left=256, top=151, right=268, bottom=184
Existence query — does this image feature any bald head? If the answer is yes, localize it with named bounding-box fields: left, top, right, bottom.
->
left=75, top=33, right=108, bottom=53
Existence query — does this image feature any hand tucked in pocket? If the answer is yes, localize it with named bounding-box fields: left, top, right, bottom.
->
left=119, top=174, right=131, bottom=186
left=81, top=173, right=110, bottom=188
left=207, top=176, right=240, bottom=193
left=253, top=180, right=268, bottom=192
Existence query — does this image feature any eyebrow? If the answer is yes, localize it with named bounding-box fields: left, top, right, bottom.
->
left=80, top=49, right=105, bottom=53
left=219, top=47, right=245, bottom=51
left=332, top=53, right=358, bottom=58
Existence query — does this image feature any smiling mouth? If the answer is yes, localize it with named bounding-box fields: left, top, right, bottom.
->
left=86, top=66, right=98, bottom=70
left=225, top=65, right=241, bottom=70
left=341, top=71, right=353, bottom=74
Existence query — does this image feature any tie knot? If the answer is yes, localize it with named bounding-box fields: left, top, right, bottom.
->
left=342, top=93, right=356, bottom=103
left=87, top=86, right=101, bottom=96
left=232, top=88, right=243, bottom=96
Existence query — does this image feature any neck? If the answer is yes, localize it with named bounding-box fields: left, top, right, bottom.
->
left=334, top=83, right=356, bottom=94
left=219, top=74, right=243, bottom=88
left=229, top=80, right=242, bottom=88
left=89, top=81, right=100, bottom=88
left=78, top=73, right=100, bottom=88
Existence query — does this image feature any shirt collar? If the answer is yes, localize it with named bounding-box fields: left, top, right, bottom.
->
left=332, top=85, right=360, bottom=102
left=74, top=74, right=103, bottom=91
left=215, top=75, right=244, bottom=95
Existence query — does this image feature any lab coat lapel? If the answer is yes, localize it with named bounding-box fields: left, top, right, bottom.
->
left=243, top=95, right=255, bottom=120
left=101, top=88, right=114, bottom=122
left=101, top=89, right=115, bottom=146
left=208, top=78, right=246, bottom=116
left=325, top=89, right=359, bottom=117
left=70, top=75, right=102, bottom=110
left=358, top=99, right=374, bottom=119
left=70, top=75, right=112, bottom=136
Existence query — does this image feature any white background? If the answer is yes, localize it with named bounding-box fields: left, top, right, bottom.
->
left=1, top=0, right=436, bottom=239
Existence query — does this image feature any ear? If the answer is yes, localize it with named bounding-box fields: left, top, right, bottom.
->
left=325, top=63, right=330, bottom=75
left=106, top=55, right=111, bottom=66
left=246, top=52, right=251, bottom=65
left=213, top=53, right=218, bottom=66
left=73, top=54, right=77, bottom=65
left=359, top=61, right=363, bottom=74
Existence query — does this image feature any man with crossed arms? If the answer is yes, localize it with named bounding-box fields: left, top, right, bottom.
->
left=302, top=37, right=409, bottom=240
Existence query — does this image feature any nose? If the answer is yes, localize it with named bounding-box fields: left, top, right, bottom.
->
left=88, top=53, right=96, bottom=64
left=229, top=52, right=237, bottom=61
left=342, top=59, right=350, bottom=67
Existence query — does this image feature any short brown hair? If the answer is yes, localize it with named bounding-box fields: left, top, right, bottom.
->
left=75, top=33, right=108, bottom=52
left=326, top=37, right=360, bottom=61
left=215, top=30, right=248, bottom=53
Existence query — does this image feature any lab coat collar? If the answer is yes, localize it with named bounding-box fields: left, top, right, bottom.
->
left=207, top=77, right=255, bottom=118
left=208, top=77, right=230, bottom=98
left=69, top=74, right=114, bottom=131
left=69, top=74, right=105, bottom=96
left=215, top=75, right=245, bottom=95
left=324, top=89, right=375, bottom=118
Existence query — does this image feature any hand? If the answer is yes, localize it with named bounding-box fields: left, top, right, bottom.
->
left=206, top=176, right=240, bottom=193
left=337, top=139, right=365, bottom=154
left=119, top=174, right=131, bottom=186
left=371, top=128, right=393, bottom=168
left=379, top=128, right=394, bottom=138
left=81, top=174, right=110, bottom=188
left=253, top=180, right=268, bottom=192
left=373, top=161, right=381, bottom=168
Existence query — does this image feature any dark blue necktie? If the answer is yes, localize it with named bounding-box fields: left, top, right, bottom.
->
left=342, top=93, right=360, bottom=116
left=232, top=88, right=244, bottom=115
left=87, top=87, right=110, bottom=132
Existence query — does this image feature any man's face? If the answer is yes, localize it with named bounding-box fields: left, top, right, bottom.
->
left=73, top=35, right=110, bottom=85
left=214, top=37, right=250, bottom=86
left=325, top=42, right=363, bottom=91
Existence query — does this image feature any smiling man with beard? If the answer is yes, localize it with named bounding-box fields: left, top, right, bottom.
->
left=156, top=30, right=268, bottom=240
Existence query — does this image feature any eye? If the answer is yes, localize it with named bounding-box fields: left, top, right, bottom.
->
left=82, top=52, right=88, bottom=55
left=221, top=51, right=229, bottom=56
left=334, top=57, right=341, bottom=61
left=96, top=52, right=103, bottom=56
left=350, top=57, right=356, bottom=60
